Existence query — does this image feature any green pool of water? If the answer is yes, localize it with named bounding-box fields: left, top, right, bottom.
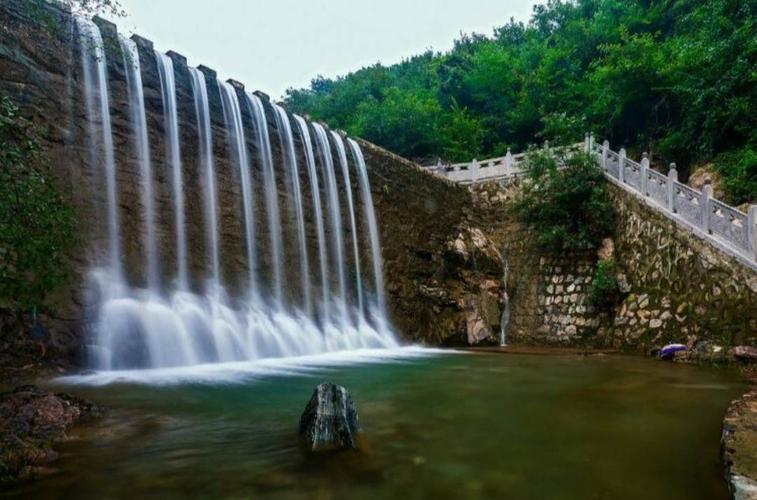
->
left=6, top=352, right=745, bottom=499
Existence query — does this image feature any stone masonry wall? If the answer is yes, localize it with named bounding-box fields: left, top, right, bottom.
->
left=533, top=254, right=604, bottom=345
left=605, top=183, right=757, bottom=353
left=473, top=178, right=755, bottom=353
left=473, top=183, right=609, bottom=347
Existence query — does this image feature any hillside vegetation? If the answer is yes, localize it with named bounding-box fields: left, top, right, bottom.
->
left=285, top=0, right=756, bottom=205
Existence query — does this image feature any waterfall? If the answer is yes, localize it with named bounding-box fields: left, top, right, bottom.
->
left=121, top=36, right=159, bottom=289
left=274, top=106, right=311, bottom=315
left=189, top=68, right=220, bottom=293
left=294, top=115, right=330, bottom=321
left=156, top=52, right=188, bottom=290
left=77, top=18, right=122, bottom=279
left=78, top=19, right=397, bottom=372
left=312, top=123, right=348, bottom=325
left=348, top=139, right=388, bottom=325
left=247, top=94, right=284, bottom=305
left=218, top=81, right=259, bottom=302
left=500, top=259, right=510, bottom=347
left=332, top=131, right=364, bottom=314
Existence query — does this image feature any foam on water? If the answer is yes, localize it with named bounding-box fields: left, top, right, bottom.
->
left=61, top=347, right=454, bottom=386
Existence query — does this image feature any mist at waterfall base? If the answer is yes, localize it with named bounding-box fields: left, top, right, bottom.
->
left=74, top=18, right=414, bottom=383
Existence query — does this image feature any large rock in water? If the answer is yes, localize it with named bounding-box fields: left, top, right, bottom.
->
left=299, top=383, right=361, bottom=453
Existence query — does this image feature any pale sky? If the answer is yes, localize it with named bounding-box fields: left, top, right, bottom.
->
left=108, top=0, right=540, bottom=100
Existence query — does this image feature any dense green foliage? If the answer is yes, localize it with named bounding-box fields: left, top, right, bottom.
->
left=514, top=149, right=614, bottom=251
left=285, top=0, right=756, bottom=204
left=0, top=95, right=75, bottom=311
left=25, top=0, right=124, bottom=33
left=588, top=260, right=621, bottom=311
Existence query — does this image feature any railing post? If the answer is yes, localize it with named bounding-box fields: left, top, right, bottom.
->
left=505, top=148, right=513, bottom=173
left=589, top=132, right=594, bottom=152
left=436, top=158, right=444, bottom=177
left=602, top=140, right=609, bottom=171
left=640, top=152, right=649, bottom=196
left=667, top=163, right=678, bottom=212
left=471, top=159, right=479, bottom=185
left=584, top=133, right=590, bottom=152
left=618, top=148, right=626, bottom=184
left=748, top=205, right=757, bottom=262
left=701, top=176, right=712, bottom=233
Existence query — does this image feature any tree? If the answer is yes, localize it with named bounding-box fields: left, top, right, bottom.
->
left=284, top=0, right=756, bottom=204
left=513, top=149, right=614, bottom=251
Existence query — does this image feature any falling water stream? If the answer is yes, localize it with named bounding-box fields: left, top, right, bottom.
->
left=312, top=123, right=348, bottom=325
left=121, top=36, right=159, bottom=289
left=274, top=105, right=311, bottom=315
left=247, top=93, right=284, bottom=305
left=77, top=18, right=122, bottom=280
left=189, top=67, right=220, bottom=293
left=77, top=21, right=396, bottom=373
left=348, top=139, right=389, bottom=328
left=332, top=131, right=364, bottom=314
left=156, top=51, right=189, bottom=290
left=294, top=115, right=330, bottom=321
left=219, top=80, right=259, bottom=300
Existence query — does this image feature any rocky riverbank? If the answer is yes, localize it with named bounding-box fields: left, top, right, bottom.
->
left=722, top=381, right=757, bottom=500
left=0, top=385, right=100, bottom=483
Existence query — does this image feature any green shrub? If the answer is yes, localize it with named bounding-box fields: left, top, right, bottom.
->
left=514, top=149, right=614, bottom=252
left=588, top=260, right=621, bottom=311
left=0, top=95, right=76, bottom=311
left=713, top=147, right=757, bottom=205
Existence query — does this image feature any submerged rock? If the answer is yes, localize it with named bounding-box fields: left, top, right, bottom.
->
left=0, top=385, right=100, bottom=483
left=299, top=383, right=361, bottom=453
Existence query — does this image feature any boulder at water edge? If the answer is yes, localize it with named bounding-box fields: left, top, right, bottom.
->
left=299, top=383, right=361, bottom=453
left=0, top=385, right=100, bottom=482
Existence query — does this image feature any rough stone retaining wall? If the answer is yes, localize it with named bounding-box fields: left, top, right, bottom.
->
left=606, top=183, right=757, bottom=352
left=473, top=179, right=756, bottom=353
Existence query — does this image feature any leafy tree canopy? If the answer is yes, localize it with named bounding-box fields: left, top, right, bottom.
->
left=285, top=0, right=756, bottom=204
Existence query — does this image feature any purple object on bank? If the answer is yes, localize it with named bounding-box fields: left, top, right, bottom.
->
left=660, top=343, right=687, bottom=359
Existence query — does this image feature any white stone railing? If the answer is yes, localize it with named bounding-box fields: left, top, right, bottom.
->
left=591, top=137, right=757, bottom=268
left=423, top=135, right=757, bottom=267
left=421, top=142, right=584, bottom=184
